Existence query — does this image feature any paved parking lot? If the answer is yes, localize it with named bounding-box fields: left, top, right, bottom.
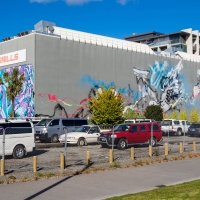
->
left=3, top=135, right=200, bottom=176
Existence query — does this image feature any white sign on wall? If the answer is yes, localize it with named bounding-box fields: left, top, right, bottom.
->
left=0, top=49, right=26, bottom=67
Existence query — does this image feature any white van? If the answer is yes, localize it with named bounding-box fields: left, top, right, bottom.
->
left=124, top=119, right=155, bottom=124
left=0, top=120, right=35, bottom=159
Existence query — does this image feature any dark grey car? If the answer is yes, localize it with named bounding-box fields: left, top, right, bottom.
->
left=188, top=123, right=200, bottom=137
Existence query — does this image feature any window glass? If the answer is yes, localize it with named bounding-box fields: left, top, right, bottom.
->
left=75, top=126, right=90, bottom=132
left=62, top=120, right=74, bottom=126
left=190, top=123, right=200, bottom=128
left=49, top=119, right=59, bottom=126
left=148, top=124, right=159, bottom=131
left=114, top=125, right=130, bottom=131
left=130, top=126, right=138, bottom=132
left=74, top=120, right=88, bottom=126
left=174, top=121, right=180, bottom=125
left=89, top=127, right=99, bottom=133
left=36, top=119, right=52, bottom=126
left=181, top=121, right=185, bottom=125
left=140, top=125, right=146, bottom=131
left=162, top=120, right=172, bottom=126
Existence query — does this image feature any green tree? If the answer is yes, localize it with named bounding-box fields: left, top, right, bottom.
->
left=178, top=110, right=188, bottom=120
left=190, top=109, right=199, bottom=123
left=89, top=87, right=124, bottom=125
left=170, top=110, right=178, bottom=119
left=0, top=68, right=25, bottom=118
left=123, top=108, right=140, bottom=119
left=144, top=105, right=163, bottom=121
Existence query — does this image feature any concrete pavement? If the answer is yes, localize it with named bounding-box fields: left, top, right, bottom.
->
left=0, top=158, right=200, bottom=200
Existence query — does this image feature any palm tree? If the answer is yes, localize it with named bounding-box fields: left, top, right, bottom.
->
left=0, top=68, right=25, bottom=118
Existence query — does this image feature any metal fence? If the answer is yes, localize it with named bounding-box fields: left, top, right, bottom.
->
left=0, top=125, right=200, bottom=176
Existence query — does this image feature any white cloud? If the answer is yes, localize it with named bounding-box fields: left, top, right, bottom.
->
left=117, top=0, right=129, bottom=5
left=65, top=0, right=101, bottom=5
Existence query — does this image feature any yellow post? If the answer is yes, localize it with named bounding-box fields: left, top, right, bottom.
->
left=60, top=153, right=64, bottom=170
left=131, top=147, right=135, bottom=160
left=86, top=151, right=90, bottom=166
left=149, top=145, right=152, bottom=157
left=165, top=143, right=168, bottom=156
left=109, top=149, right=113, bottom=164
left=1, top=159, right=4, bottom=176
left=180, top=142, right=183, bottom=154
left=33, top=156, right=37, bottom=172
left=193, top=141, right=196, bottom=152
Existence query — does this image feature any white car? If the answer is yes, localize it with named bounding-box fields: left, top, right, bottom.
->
left=59, top=125, right=101, bottom=146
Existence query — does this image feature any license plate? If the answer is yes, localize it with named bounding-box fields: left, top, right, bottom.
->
left=192, top=129, right=195, bottom=131
left=36, top=136, right=39, bottom=139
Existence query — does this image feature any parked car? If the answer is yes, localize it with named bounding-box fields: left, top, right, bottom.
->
left=35, top=118, right=88, bottom=143
left=59, top=125, right=101, bottom=146
left=124, top=119, right=155, bottom=124
left=98, top=122, right=162, bottom=150
left=188, top=123, right=200, bottom=137
left=161, top=119, right=190, bottom=136
left=0, top=120, right=35, bottom=159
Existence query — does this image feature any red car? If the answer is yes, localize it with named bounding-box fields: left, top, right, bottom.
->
left=98, top=122, right=163, bottom=150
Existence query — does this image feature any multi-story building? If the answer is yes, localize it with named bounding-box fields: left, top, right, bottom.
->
left=125, top=28, right=200, bottom=56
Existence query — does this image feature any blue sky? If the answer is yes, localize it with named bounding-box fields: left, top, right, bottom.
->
left=0, top=0, right=199, bottom=41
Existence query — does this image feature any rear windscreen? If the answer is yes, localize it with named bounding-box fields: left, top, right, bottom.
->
left=190, top=124, right=200, bottom=128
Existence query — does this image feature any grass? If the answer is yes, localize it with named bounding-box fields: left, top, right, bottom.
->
left=105, top=179, right=200, bottom=200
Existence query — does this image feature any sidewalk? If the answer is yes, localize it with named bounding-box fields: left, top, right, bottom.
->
left=0, top=157, right=200, bottom=200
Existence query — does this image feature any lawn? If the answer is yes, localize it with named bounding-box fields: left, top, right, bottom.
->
left=106, top=179, right=200, bottom=200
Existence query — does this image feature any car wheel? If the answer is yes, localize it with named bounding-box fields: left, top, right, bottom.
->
left=78, top=138, right=85, bottom=146
left=117, top=139, right=127, bottom=150
left=51, top=134, right=58, bottom=143
left=177, top=129, right=182, bottom=136
left=149, top=137, right=156, bottom=147
left=13, top=145, right=25, bottom=159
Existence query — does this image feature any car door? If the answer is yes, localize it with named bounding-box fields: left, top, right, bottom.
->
left=47, top=119, right=61, bottom=138
left=139, top=124, right=148, bottom=142
left=129, top=125, right=140, bottom=143
left=86, top=126, right=100, bottom=143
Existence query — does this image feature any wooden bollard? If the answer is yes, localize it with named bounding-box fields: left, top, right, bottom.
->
left=109, top=149, right=113, bottom=164
left=1, top=159, right=4, bottom=176
left=86, top=151, right=90, bottom=166
left=180, top=142, right=183, bottom=154
left=149, top=145, right=152, bottom=157
left=165, top=143, right=168, bottom=156
left=131, top=147, right=134, bottom=160
left=193, top=141, right=196, bottom=152
left=60, top=153, right=64, bottom=170
left=33, top=156, right=37, bottom=172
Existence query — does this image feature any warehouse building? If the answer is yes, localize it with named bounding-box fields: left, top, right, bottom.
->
left=0, top=20, right=200, bottom=118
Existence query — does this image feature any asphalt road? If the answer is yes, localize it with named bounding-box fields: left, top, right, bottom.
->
left=0, top=157, right=200, bottom=200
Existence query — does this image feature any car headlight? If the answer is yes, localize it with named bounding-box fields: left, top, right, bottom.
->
left=110, top=134, right=117, bottom=138
left=41, top=130, right=47, bottom=134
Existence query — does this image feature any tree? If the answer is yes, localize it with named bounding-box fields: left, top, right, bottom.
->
left=178, top=110, right=188, bottom=120
left=123, top=108, right=142, bottom=119
left=190, top=109, right=199, bottom=123
left=0, top=68, right=25, bottom=118
left=89, top=87, right=124, bottom=125
left=144, top=105, right=163, bottom=121
left=170, top=110, right=178, bottom=119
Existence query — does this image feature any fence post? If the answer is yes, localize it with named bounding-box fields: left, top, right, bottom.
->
left=193, top=141, right=196, bottom=152
left=1, top=159, right=4, bottom=176
left=149, top=145, right=152, bottom=157
left=60, top=153, right=64, bottom=170
left=131, top=147, right=134, bottom=160
left=33, top=156, right=37, bottom=172
left=86, top=151, right=90, bottom=166
left=109, top=149, right=113, bottom=164
left=180, top=142, right=183, bottom=154
left=165, top=143, right=168, bottom=156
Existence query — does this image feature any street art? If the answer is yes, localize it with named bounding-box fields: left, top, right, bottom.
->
left=0, top=64, right=34, bottom=118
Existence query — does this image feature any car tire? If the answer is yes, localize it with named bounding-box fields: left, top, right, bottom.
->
left=51, top=134, right=58, bottom=143
left=149, top=137, right=156, bottom=147
left=13, top=145, right=25, bottom=159
left=78, top=138, right=85, bottom=146
left=117, top=138, right=127, bottom=150
left=177, top=129, right=182, bottom=136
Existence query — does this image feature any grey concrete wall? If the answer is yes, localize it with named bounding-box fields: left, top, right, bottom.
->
left=34, top=34, right=200, bottom=118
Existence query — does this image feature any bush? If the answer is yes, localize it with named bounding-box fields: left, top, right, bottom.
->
left=144, top=105, right=163, bottom=121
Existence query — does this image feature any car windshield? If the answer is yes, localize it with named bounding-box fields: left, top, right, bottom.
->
left=162, top=120, right=172, bottom=126
left=75, top=126, right=90, bottom=132
left=114, top=124, right=130, bottom=131
left=36, top=119, right=52, bottom=126
left=190, top=123, right=200, bottom=128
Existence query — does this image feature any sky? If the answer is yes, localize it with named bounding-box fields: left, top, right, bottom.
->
left=0, top=0, right=199, bottom=41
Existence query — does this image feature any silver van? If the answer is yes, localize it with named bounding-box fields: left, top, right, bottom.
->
left=34, top=118, right=88, bottom=143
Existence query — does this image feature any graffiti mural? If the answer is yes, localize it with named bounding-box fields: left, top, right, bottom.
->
left=0, top=64, right=34, bottom=118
